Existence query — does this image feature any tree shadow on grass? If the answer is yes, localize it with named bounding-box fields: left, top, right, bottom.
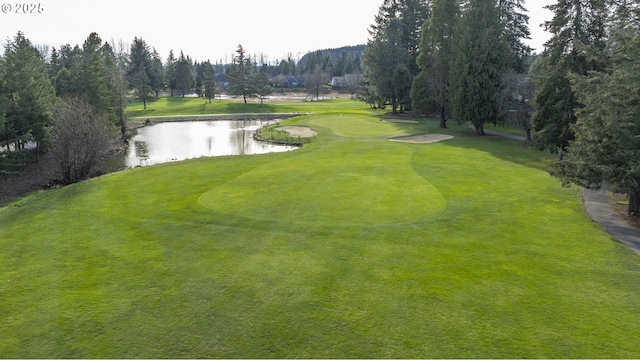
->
left=386, top=115, right=555, bottom=171
left=447, top=127, right=555, bottom=171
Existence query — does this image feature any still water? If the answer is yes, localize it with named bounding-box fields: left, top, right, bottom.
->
left=125, top=119, right=297, bottom=168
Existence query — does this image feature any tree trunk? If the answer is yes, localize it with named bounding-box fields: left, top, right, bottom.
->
left=439, top=106, right=447, bottom=128
left=475, top=123, right=485, bottom=135
left=628, top=191, right=640, bottom=214
left=143, top=97, right=147, bottom=110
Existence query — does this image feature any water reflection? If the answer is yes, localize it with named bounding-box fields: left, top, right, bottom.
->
left=125, top=119, right=296, bottom=168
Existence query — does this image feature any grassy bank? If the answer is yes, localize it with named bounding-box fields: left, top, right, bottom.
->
left=1, top=99, right=639, bottom=358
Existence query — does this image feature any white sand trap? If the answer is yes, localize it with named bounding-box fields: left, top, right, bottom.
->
left=381, top=119, right=419, bottom=124
left=276, top=126, right=317, bottom=138
left=390, top=134, right=454, bottom=144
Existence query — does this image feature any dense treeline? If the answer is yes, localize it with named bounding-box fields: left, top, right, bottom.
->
left=363, top=0, right=531, bottom=126
left=362, top=0, right=640, bottom=212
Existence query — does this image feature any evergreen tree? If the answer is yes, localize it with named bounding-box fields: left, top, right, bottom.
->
left=166, top=50, right=177, bottom=96
left=253, top=70, right=272, bottom=105
left=552, top=20, right=640, bottom=213
left=364, top=18, right=413, bottom=114
left=203, top=61, right=216, bottom=103
left=363, top=0, right=430, bottom=114
left=149, top=48, right=164, bottom=97
left=410, top=71, right=436, bottom=115
left=449, top=0, right=511, bottom=135
left=1, top=32, right=56, bottom=154
left=133, top=65, right=152, bottom=109
left=53, top=67, right=72, bottom=96
left=530, top=0, right=608, bottom=154
left=369, top=0, right=431, bottom=75
left=175, top=51, right=194, bottom=97
left=105, top=39, right=129, bottom=138
left=498, top=0, right=532, bottom=72
left=48, top=47, right=61, bottom=79
left=66, top=33, right=114, bottom=117
left=414, top=0, right=459, bottom=127
left=0, top=57, right=6, bottom=147
left=127, top=37, right=151, bottom=86
left=228, top=45, right=256, bottom=103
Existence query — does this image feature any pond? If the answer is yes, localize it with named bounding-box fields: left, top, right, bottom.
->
left=123, top=119, right=297, bottom=168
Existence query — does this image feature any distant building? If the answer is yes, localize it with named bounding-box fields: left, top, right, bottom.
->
left=284, top=76, right=303, bottom=87
left=331, top=74, right=364, bottom=89
left=330, top=76, right=347, bottom=88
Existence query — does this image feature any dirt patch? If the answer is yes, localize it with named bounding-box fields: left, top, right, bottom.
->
left=276, top=126, right=317, bottom=138
left=381, top=119, right=419, bottom=124
left=390, top=134, right=454, bottom=144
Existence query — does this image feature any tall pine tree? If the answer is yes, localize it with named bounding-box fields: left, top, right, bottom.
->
left=175, top=51, right=194, bottom=98
left=449, top=0, right=511, bottom=135
left=203, top=61, right=216, bottom=103
left=364, top=0, right=431, bottom=114
left=530, top=0, right=608, bottom=154
left=414, top=0, right=459, bottom=127
left=228, top=45, right=256, bottom=103
left=498, top=0, right=532, bottom=72
left=552, top=17, right=640, bottom=213
left=1, top=32, right=56, bottom=154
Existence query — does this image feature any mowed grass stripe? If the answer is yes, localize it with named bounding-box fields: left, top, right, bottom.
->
left=198, top=136, right=446, bottom=227
left=1, top=101, right=640, bottom=358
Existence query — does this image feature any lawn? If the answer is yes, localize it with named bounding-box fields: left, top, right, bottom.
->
left=1, top=99, right=639, bottom=358
left=126, top=95, right=362, bottom=119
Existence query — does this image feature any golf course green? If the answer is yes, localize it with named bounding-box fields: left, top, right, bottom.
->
left=1, top=98, right=639, bottom=358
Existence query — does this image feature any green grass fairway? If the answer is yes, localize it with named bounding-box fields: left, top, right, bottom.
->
left=1, top=100, right=640, bottom=358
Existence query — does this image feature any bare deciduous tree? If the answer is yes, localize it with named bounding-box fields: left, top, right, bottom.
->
left=50, top=97, right=115, bottom=184
left=304, top=66, right=331, bottom=101
left=498, top=70, right=536, bottom=140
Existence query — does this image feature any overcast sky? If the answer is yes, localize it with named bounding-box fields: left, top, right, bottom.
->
left=1, top=0, right=555, bottom=62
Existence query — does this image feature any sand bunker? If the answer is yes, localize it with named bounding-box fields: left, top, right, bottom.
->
left=276, top=126, right=317, bottom=138
left=381, top=119, right=419, bottom=124
left=390, top=134, right=454, bottom=144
